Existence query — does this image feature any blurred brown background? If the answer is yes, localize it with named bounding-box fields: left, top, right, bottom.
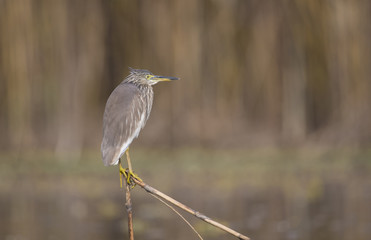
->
left=0, top=1, right=370, bottom=240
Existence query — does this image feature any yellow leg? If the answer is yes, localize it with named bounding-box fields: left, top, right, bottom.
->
left=119, top=159, right=127, bottom=188
left=126, top=148, right=133, bottom=174
left=125, top=148, right=142, bottom=187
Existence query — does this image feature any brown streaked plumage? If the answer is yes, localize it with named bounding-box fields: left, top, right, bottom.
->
left=101, top=68, right=178, bottom=166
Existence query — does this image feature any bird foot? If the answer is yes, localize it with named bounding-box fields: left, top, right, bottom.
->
left=119, top=166, right=142, bottom=188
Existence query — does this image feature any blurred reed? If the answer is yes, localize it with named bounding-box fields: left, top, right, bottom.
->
left=0, top=0, right=370, bottom=157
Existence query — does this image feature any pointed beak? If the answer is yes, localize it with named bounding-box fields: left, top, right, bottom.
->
left=150, top=75, right=179, bottom=82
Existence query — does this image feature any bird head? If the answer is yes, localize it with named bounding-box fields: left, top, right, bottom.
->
left=127, top=68, right=179, bottom=86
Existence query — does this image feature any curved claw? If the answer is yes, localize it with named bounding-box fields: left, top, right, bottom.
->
left=119, top=166, right=142, bottom=188
left=127, top=171, right=143, bottom=188
left=119, top=165, right=128, bottom=188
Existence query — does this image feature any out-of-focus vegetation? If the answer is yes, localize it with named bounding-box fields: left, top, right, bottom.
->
left=1, top=1, right=371, bottom=240
left=0, top=0, right=370, bottom=155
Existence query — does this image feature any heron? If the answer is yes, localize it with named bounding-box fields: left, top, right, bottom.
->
left=101, top=68, right=178, bottom=186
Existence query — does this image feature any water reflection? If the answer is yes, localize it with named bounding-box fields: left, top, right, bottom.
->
left=1, top=149, right=370, bottom=240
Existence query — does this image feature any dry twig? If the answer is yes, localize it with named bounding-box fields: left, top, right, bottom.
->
left=128, top=172, right=250, bottom=240
left=125, top=183, right=134, bottom=240
left=149, top=192, right=203, bottom=240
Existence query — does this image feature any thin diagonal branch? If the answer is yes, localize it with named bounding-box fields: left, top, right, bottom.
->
left=149, top=192, right=203, bottom=240
left=129, top=173, right=250, bottom=240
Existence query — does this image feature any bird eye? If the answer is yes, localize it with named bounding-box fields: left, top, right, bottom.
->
left=146, top=75, right=151, bottom=79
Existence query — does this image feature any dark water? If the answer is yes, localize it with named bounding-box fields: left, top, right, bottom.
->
left=0, top=149, right=370, bottom=240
